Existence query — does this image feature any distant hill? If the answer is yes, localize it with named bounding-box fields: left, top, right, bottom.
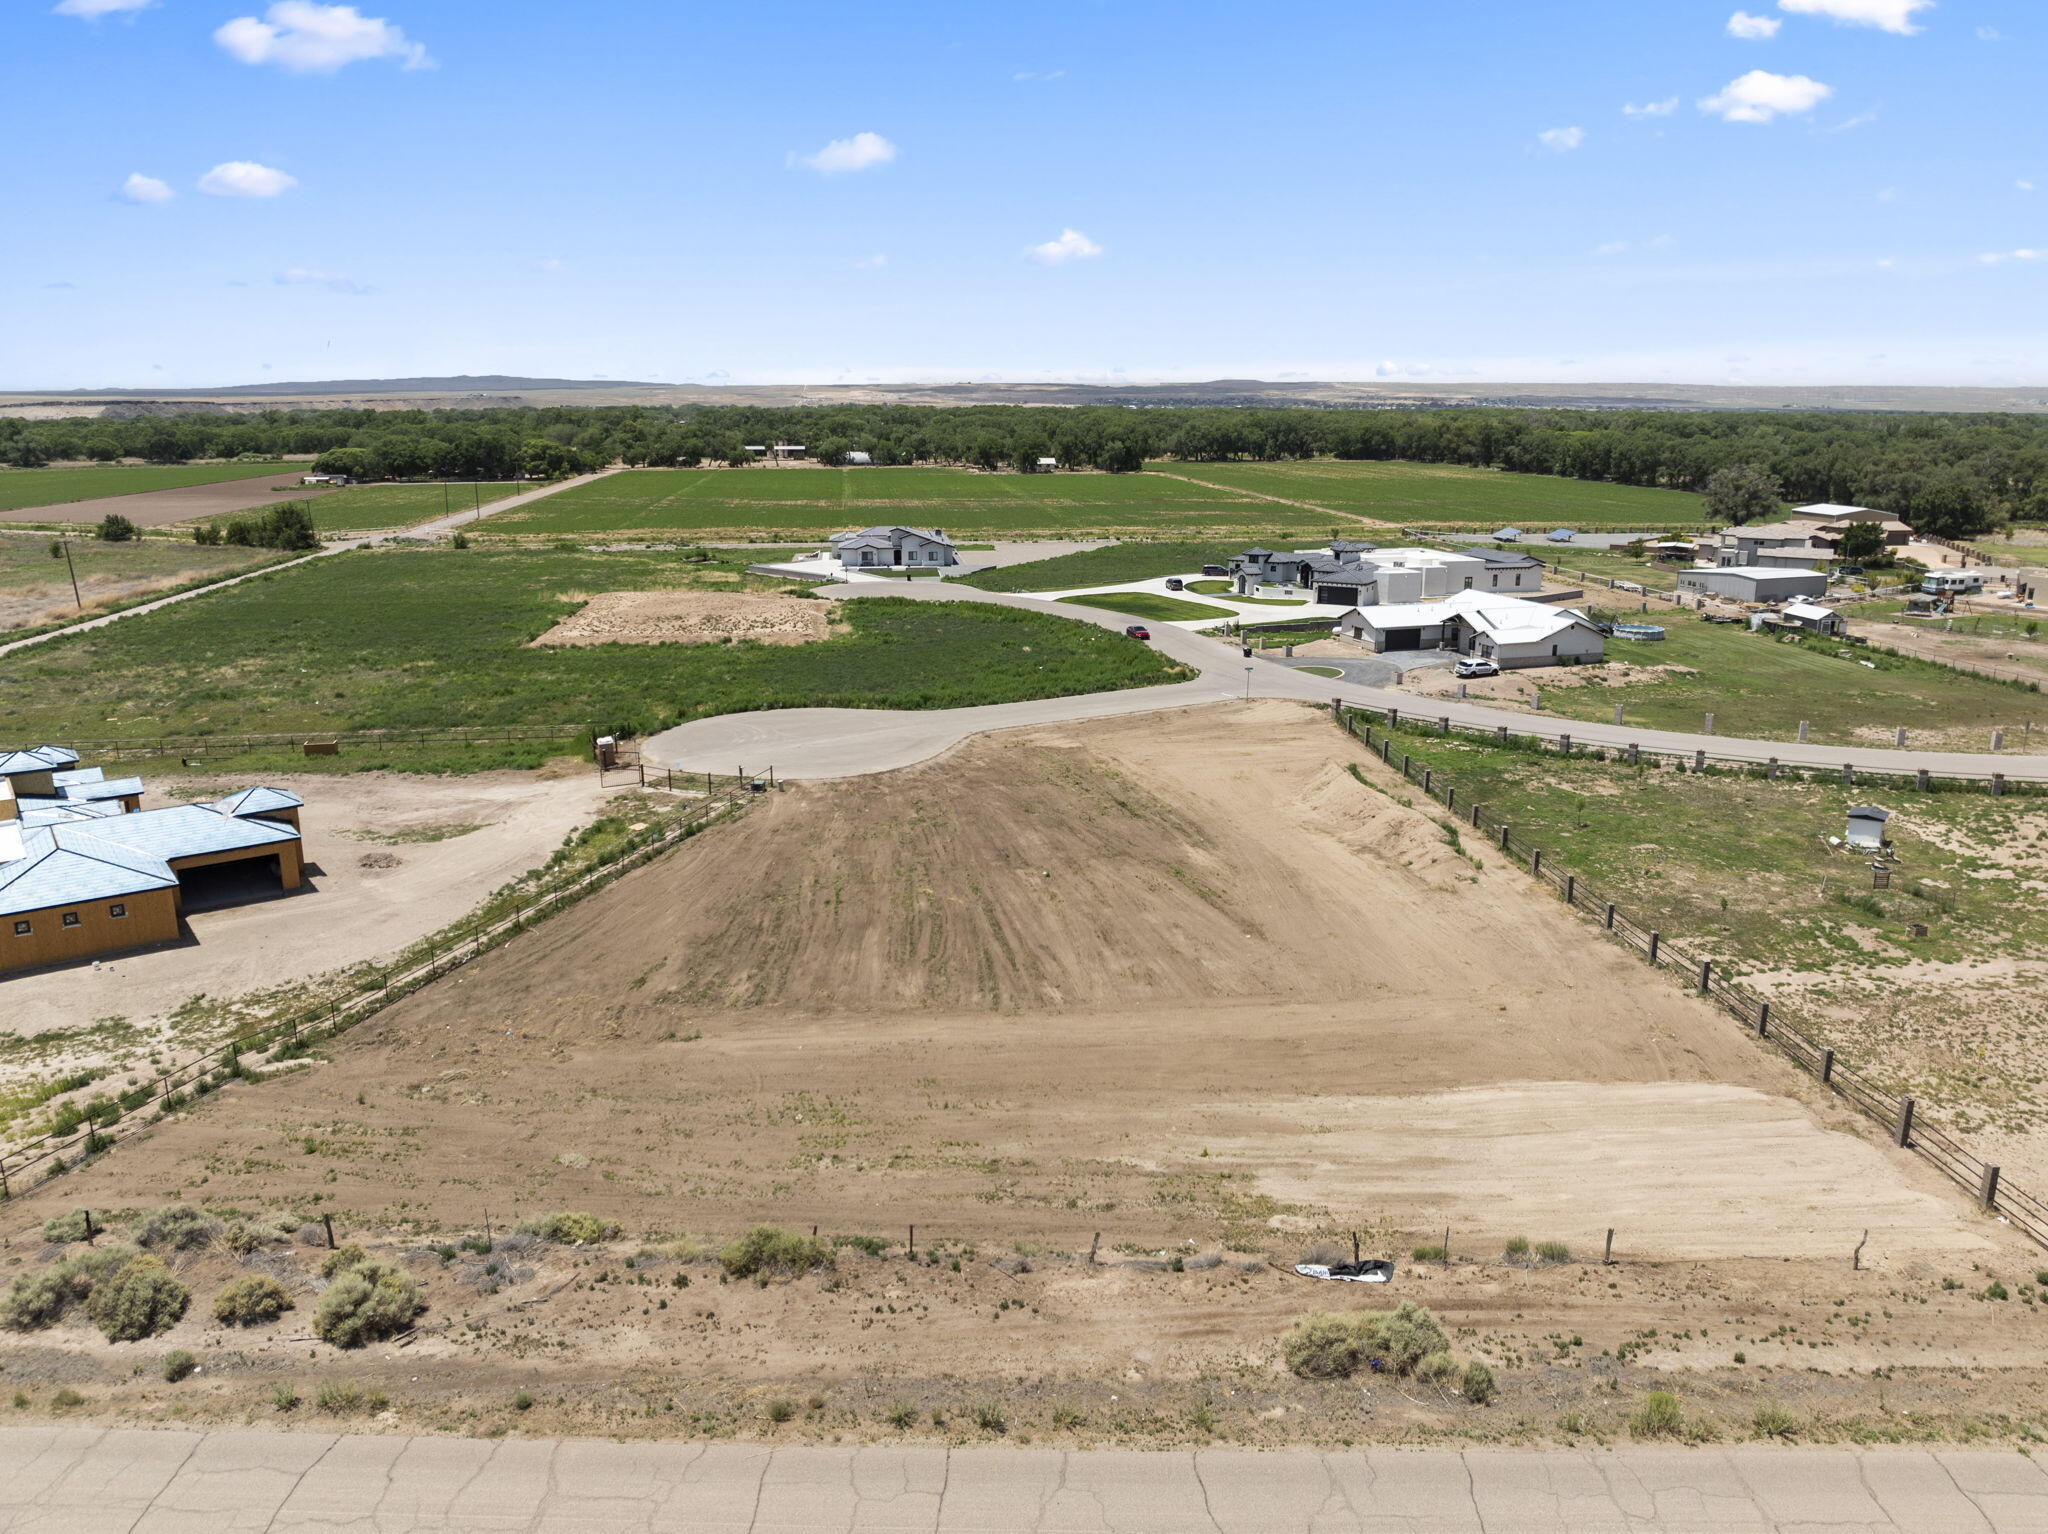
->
left=8, top=375, right=656, bottom=398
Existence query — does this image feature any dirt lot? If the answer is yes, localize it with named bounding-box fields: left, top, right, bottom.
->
left=531, top=590, right=836, bottom=647
left=8, top=477, right=339, bottom=529
left=0, top=768, right=629, bottom=1081
left=6, top=702, right=2040, bottom=1444
left=1851, top=615, right=2048, bottom=688
left=0, top=537, right=274, bottom=632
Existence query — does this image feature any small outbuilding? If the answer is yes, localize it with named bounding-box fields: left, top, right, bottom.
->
left=1846, top=806, right=1891, bottom=850
left=1778, top=600, right=1846, bottom=636
left=1546, top=528, right=1576, bottom=543
left=1493, top=527, right=1522, bottom=542
left=843, top=451, right=874, bottom=467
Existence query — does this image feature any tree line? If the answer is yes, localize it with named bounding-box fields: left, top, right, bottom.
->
left=5, top=402, right=2047, bottom=536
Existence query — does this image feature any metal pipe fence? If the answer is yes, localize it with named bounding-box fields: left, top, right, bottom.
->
left=1335, top=701, right=2040, bottom=1249
left=0, top=782, right=757, bottom=1202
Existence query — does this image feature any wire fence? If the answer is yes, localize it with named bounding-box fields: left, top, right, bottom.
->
left=1334, top=701, right=2040, bottom=1250
left=0, top=780, right=757, bottom=1202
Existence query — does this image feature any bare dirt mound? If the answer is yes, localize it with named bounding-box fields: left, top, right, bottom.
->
left=531, top=590, right=834, bottom=646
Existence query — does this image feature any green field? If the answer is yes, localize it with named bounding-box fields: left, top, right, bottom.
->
left=490, top=468, right=1336, bottom=538
left=1155, top=459, right=1705, bottom=529
left=198, top=481, right=524, bottom=534
left=4, top=546, right=1187, bottom=749
left=1547, top=610, right=2048, bottom=745
left=0, top=462, right=293, bottom=517
left=1055, top=591, right=1235, bottom=622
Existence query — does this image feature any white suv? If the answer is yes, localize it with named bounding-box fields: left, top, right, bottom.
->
left=1453, top=657, right=1500, bottom=678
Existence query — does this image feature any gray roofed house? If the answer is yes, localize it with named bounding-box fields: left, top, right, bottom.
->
left=827, top=526, right=959, bottom=570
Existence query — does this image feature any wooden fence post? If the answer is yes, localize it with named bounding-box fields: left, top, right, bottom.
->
left=1698, top=959, right=1712, bottom=993
left=1563, top=874, right=1575, bottom=905
left=1819, top=1046, right=1833, bottom=1081
left=1896, top=1097, right=1915, bottom=1148
left=1532, top=848, right=1543, bottom=877
left=1603, top=903, right=1616, bottom=929
left=1603, top=1229, right=1614, bottom=1265
left=1647, top=932, right=1660, bottom=964
left=1980, top=1164, right=2002, bottom=1210
left=323, top=1213, right=337, bottom=1249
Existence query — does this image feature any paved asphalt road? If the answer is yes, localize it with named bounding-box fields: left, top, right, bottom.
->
left=5, top=1427, right=2046, bottom=1531
left=642, top=582, right=2048, bottom=783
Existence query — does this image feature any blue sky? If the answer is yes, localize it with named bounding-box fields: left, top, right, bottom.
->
left=3, top=0, right=2041, bottom=388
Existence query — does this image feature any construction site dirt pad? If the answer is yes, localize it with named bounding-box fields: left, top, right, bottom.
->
left=531, top=590, right=833, bottom=646
left=9, top=700, right=2033, bottom=1441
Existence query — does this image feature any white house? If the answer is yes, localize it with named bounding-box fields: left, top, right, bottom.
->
left=828, top=526, right=958, bottom=570
left=1332, top=591, right=1605, bottom=668
left=1228, top=543, right=1542, bottom=603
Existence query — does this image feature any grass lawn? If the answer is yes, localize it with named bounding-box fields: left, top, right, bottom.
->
left=0, top=463, right=293, bottom=518
left=1155, top=459, right=1705, bottom=530
left=1055, top=591, right=1236, bottom=622
left=1364, top=722, right=2048, bottom=1140
left=1532, top=545, right=1685, bottom=592
left=0, top=535, right=276, bottom=634
left=1543, top=608, right=2048, bottom=745
left=491, top=468, right=1336, bottom=539
left=958, top=541, right=1254, bottom=593
left=196, top=481, right=524, bottom=534
left=4, top=546, right=1189, bottom=755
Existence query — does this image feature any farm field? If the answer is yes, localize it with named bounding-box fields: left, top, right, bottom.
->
left=1156, top=459, right=1706, bottom=529
left=0, top=534, right=275, bottom=633
left=1358, top=719, right=2048, bottom=1186
left=487, top=467, right=1337, bottom=538
left=1531, top=609, right=2048, bottom=747
left=1, top=546, right=1187, bottom=749
left=198, top=481, right=522, bottom=534
left=5, top=702, right=2037, bottom=1449
left=0, top=462, right=291, bottom=517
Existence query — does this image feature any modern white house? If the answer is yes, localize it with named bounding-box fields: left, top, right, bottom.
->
left=1675, top=566, right=1828, bottom=603
left=1227, top=543, right=1542, bottom=603
left=827, top=526, right=959, bottom=570
left=1331, top=591, right=1605, bottom=668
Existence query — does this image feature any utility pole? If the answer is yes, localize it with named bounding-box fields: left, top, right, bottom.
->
left=61, top=536, right=82, bottom=610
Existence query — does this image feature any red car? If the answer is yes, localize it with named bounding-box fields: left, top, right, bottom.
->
left=1124, top=625, right=1151, bottom=641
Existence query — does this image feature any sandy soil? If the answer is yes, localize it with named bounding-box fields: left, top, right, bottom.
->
left=1398, top=660, right=1693, bottom=706
left=1851, top=616, right=2048, bottom=687
left=1, top=701, right=2039, bottom=1445
left=7, top=477, right=340, bottom=529
left=531, top=590, right=835, bottom=647
left=0, top=768, right=629, bottom=1073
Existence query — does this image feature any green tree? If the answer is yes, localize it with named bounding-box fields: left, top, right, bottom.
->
left=1702, top=463, right=1783, bottom=526
left=97, top=514, right=139, bottom=542
left=1837, top=521, right=1886, bottom=563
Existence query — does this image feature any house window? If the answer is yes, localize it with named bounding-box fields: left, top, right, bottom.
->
left=61, top=912, right=81, bottom=928
left=109, top=903, right=128, bottom=919
left=1463, top=576, right=1473, bottom=589
left=10, top=921, right=28, bottom=937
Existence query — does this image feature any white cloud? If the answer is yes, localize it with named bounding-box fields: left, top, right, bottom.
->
left=276, top=266, right=371, bottom=294
left=855, top=253, right=888, bottom=269
left=215, top=2, right=430, bottom=73
left=53, top=0, right=152, bottom=15
left=1593, top=235, right=1676, bottom=256
left=1726, top=11, right=1782, bottom=37
left=1978, top=25, right=2002, bottom=39
left=1593, top=241, right=1631, bottom=256
left=119, top=173, right=172, bottom=203
left=2019, top=180, right=2036, bottom=192
left=1699, top=70, right=1833, bottom=122
left=1622, top=97, right=1679, bottom=117
left=1538, top=126, right=1585, bottom=152
left=794, top=131, right=896, bottom=175
left=1025, top=228, right=1102, bottom=265
left=536, top=257, right=566, bottom=273
left=1979, top=249, right=2042, bottom=264
left=197, top=161, right=298, bottom=197
left=1778, top=0, right=1933, bottom=35
left=1013, top=69, right=1065, bottom=81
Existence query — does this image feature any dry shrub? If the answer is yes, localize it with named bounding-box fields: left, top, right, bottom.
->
left=214, top=1274, right=295, bottom=1327
left=313, top=1261, right=425, bottom=1349
left=720, top=1226, right=834, bottom=1281
left=1281, top=1302, right=1451, bottom=1380
left=86, top=1255, right=189, bottom=1342
left=129, top=1206, right=218, bottom=1253
left=519, top=1212, right=620, bottom=1246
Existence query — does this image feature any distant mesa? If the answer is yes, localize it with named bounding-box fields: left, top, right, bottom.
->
left=2, top=375, right=656, bottom=398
